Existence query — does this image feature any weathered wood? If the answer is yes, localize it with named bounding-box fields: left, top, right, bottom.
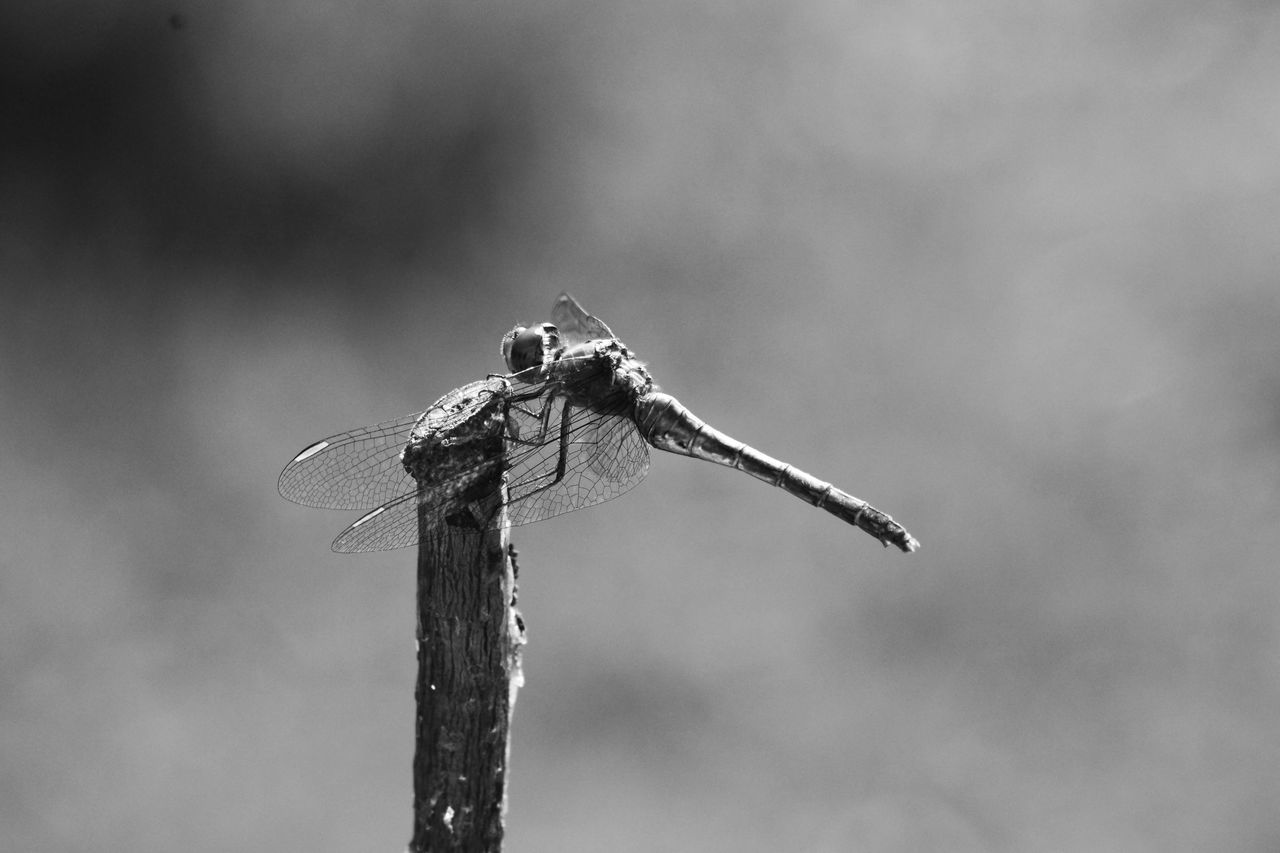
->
left=409, top=416, right=525, bottom=852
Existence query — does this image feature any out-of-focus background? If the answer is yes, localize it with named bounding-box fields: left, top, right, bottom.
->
left=3, top=1, right=1278, bottom=851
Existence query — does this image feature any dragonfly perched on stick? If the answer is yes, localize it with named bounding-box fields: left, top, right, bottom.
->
left=280, top=293, right=919, bottom=554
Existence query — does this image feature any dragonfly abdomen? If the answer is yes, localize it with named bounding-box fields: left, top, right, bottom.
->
left=633, top=392, right=919, bottom=552
left=636, top=391, right=839, bottom=496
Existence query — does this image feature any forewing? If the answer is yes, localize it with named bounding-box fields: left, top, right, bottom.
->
left=551, top=292, right=615, bottom=345
left=280, top=378, right=511, bottom=512
left=278, top=412, right=423, bottom=510
left=301, top=354, right=650, bottom=552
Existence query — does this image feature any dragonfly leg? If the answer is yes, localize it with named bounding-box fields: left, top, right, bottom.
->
left=507, top=402, right=575, bottom=501
left=503, top=385, right=564, bottom=447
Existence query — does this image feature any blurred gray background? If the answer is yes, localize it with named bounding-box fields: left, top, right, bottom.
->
left=3, top=1, right=1278, bottom=851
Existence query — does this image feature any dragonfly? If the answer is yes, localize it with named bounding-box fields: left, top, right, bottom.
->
left=279, top=293, right=919, bottom=554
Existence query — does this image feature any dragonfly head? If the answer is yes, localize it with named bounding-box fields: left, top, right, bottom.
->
left=502, top=322, right=560, bottom=378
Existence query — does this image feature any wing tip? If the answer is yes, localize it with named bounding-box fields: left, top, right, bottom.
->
left=291, top=439, right=331, bottom=465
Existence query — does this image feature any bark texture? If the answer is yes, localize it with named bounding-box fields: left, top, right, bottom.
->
left=410, top=435, right=524, bottom=851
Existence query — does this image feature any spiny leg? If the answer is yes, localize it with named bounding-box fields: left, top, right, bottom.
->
left=503, top=384, right=563, bottom=447
left=506, top=401, right=575, bottom=503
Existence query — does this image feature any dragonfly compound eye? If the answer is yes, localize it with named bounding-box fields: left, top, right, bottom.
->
left=502, top=323, right=559, bottom=375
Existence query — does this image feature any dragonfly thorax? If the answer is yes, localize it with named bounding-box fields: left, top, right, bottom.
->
left=550, top=338, right=655, bottom=408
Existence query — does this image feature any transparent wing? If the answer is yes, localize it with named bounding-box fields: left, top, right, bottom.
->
left=328, top=471, right=505, bottom=553
left=551, top=292, right=614, bottom=345
left=329, top=456, right=502, bottom=553
left=328, top=406, right=650, bottom=553
left=330, top=491, right=420, bottom=553
left=278, top=411, right=424, bottom=510
left=280, top=373, right=522, bottom=513
left=504, top=397, right=650, bottom=528
left=320, top=357, right=650, bottom=553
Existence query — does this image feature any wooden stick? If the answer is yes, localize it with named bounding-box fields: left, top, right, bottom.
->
left=409, top=429, right=525, bottom=852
